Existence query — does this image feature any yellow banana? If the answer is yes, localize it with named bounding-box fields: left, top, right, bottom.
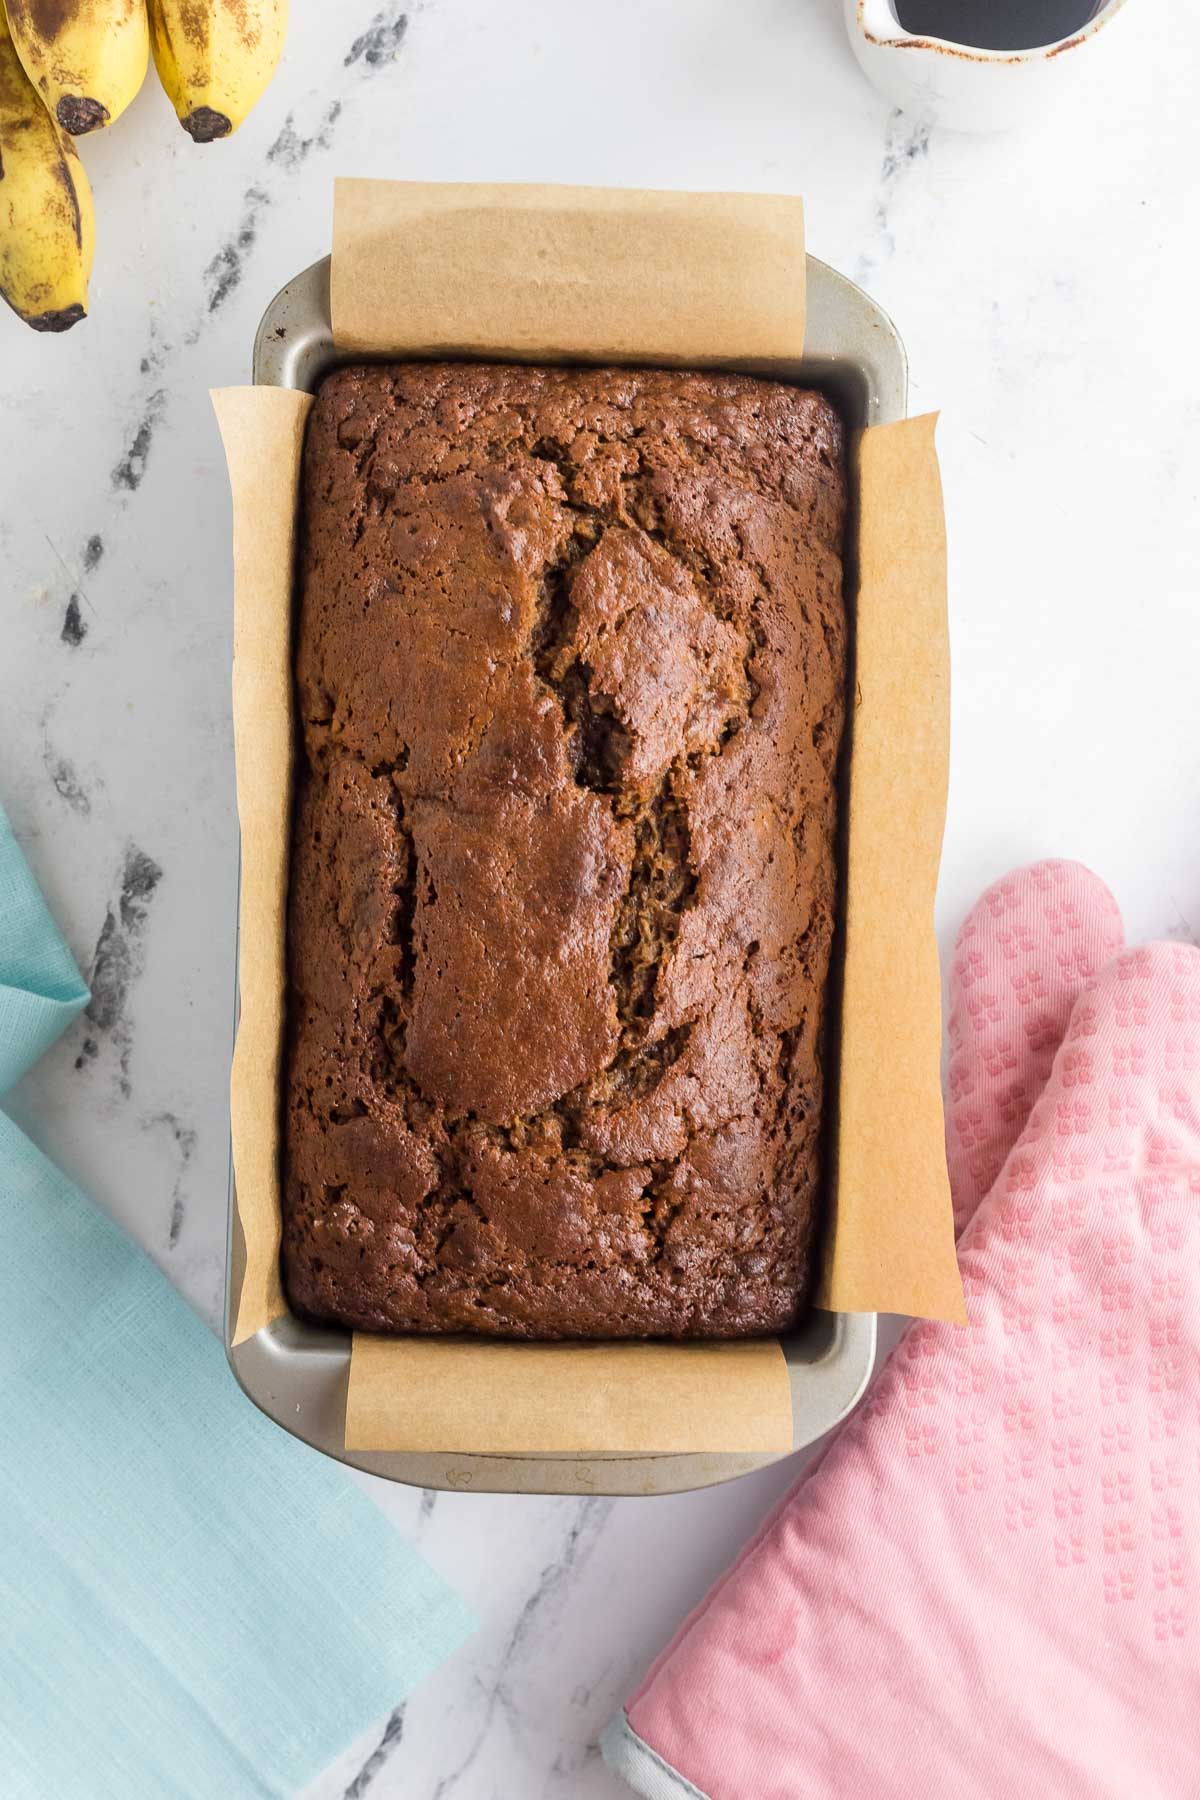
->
left=148, top=0, right=286, bottom=142
left=3, top=0, right=149, bottom=134
left=0, top=10, right=94, bottom=331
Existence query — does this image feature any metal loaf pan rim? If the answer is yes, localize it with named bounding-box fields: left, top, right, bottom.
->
left=226, top=250, right=906, bottom=1495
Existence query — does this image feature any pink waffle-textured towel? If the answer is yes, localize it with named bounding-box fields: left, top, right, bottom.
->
left=604, top=862, right=1200, bottom=1800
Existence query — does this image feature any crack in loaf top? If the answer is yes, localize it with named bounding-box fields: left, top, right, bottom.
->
left=283, top=362, right=847, bottom=1340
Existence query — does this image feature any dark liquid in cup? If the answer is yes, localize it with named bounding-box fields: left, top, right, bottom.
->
left=894, top=0, right=1103, bottom=50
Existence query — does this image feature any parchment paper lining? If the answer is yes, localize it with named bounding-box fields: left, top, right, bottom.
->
left=214, top=179, right=962, bottom=1458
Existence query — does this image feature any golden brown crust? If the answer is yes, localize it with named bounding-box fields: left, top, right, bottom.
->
left=283, top=361, right=846, bottom=1338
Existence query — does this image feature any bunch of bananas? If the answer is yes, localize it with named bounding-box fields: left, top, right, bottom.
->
left=0, top=0, right=287, bottom=332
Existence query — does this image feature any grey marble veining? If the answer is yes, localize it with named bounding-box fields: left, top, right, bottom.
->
left=2, top=1, right=1200, bottom=1795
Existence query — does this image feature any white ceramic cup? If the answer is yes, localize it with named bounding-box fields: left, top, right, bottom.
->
left=844, top=0, right=1132, bottom=132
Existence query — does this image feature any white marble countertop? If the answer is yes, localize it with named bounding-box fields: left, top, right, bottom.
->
left=2, top=1, right=1199, bottom=1794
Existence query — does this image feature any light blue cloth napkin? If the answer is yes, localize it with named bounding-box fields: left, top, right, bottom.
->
left=0, top=802, right=474, bottom=1800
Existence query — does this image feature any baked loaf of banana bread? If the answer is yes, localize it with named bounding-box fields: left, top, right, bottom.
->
left=283, top=361, right=846, bottom=1339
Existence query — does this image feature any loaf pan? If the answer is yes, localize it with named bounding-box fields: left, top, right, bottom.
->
left=225, top=252, right=905, bottom=1496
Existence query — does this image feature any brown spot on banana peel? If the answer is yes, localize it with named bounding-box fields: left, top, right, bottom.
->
left=6, top=0, right=77, bottom=38
left=7, top=0, right=139, bottom=38
left=182, top=105, right=232, bottom=141
left=50, top=154, right=84, bottom=251
left=57, top=94, right=110, bottom=134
